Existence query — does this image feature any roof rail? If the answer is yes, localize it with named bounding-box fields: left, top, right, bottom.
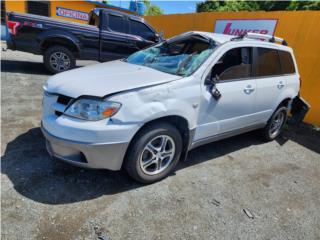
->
left=231, top=32, right=287, bottom=46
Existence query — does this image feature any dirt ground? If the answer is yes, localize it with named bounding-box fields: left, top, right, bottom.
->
left=1, top=48, right=320, bottom=240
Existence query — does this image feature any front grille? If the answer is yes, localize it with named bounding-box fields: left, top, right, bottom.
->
left=55, top=111, right=63, bottom=117
left=57, top=95, right=73, bottom=105
left=79, top=152, right=88, bottom=163
left=55, top=94, right=74, bottom=117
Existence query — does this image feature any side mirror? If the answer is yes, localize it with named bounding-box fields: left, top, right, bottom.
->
left=205, top=72, right=222, bottom=100
left=157, top=30, right=165, bottom=42
left=154, top=33, right=160, bottom=42
left=205, top=73, right=220, bottom=86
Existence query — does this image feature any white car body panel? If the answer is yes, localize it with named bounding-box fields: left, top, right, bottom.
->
left=109, top=77, right=201, bottom=129
left=44, top=60, right=182, bottom=98
left=41, top=32, right=301, bottom=171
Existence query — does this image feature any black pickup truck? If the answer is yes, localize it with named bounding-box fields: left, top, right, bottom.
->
left=6, top=8, right=162, bottom=73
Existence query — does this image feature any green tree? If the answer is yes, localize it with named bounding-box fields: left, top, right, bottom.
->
left=196, top=1, right=259, bottom=12
left=256, top=1, right=291, bottom=11
left=196, top=0, right=320, bottom=12
left=287, top=0, right=320, bottom=10
left=142, top=0, right=164, bottom=16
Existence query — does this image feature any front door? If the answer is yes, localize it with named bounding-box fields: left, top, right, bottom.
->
left=195, top=47, right=257, bottom=141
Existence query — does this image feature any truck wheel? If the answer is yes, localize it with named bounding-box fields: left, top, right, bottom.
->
left=125, top=122, right=182, bottom=184
left=261, top=106, right=287, bottom=141
left=44, top=46, right=76, bottom=74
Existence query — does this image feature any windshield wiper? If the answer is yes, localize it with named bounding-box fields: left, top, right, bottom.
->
left=176, top=52, right=196, bottom=75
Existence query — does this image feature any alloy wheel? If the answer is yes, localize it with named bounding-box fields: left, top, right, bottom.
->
left=269, top=110, right=285, bottom=137
left=49, top=52, right=71, bottom=72
left=139, top=135, right=176, bottom=175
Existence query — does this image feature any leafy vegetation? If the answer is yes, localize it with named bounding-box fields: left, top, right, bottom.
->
left=143, top=0, right=164, bottom=16
left=196, top=0, right=320, bottom=12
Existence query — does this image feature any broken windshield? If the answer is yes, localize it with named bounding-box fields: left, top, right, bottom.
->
left=125, top=35, right=218, bottom=76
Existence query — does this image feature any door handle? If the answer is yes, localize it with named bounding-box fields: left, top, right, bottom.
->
left=277, top=81, right=285, bottom=89
left=244, top=85, right=255, bottom=94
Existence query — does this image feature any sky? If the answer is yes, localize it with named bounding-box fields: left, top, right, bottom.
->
left=108, top=1, right=203, bottom=14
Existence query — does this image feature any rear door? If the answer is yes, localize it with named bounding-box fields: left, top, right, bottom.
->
left=252, top=47, right=286, bottom=122
left=278, top=50, right=299, bottom=94
left=195, top=46, right=257, bottom=141
left=100, top=12, right=131, bottom=61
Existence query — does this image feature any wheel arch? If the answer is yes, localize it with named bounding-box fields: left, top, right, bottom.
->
left=39, top=33, right=80, bottom=57
left=122, top=115, right=192, bottom=169
left=278, top=97, right=292, bottom=109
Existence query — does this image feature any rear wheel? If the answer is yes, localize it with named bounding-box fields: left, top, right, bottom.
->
left=125, top=122, right=182, bottom=184
left=44, top=45, right=76, bottom=74
left=262, top=106, right=287, bottom=141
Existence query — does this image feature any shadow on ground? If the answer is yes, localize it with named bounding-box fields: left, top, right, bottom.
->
left=276, top=123, right=320, bottom=154
left=1, top=60, right=50, bottom=75
left=1, top=124, right=319, bottom=205
left=1, top=59, right=86, bottom=75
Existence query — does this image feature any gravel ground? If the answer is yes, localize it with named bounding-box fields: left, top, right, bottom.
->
left=1, top=48, right=320, bottom=240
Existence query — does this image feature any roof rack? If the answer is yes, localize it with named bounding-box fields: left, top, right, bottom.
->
left=231, top=32, right=287, bottom=46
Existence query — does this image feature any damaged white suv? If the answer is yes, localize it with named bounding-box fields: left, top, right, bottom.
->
left=42, top=31, right=306, bottom=183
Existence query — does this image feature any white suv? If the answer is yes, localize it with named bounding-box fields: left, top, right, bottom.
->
left=42, top=31, right=306, bottom=183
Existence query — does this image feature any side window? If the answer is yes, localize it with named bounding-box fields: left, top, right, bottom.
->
left=130, top=19, right=154, bottom=40
left=256, top=48, right=282, bottom=77
left=211, top=47, right=252, bottom=81
left=89, top=14, right=99, bottom=27
left=279, top=50, right=296, bottom=74
left=108, top=14, right=127, bottom=33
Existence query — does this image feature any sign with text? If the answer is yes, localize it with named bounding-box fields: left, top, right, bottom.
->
left=56, top=7, right=89, bottom=21
left=214, top=19, right=278, bottom=36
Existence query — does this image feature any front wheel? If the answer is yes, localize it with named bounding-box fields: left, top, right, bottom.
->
left=43, top=45, right=76, bottom=74
left=124, top=123, right=182, bottom=184
left=261, top=106, right=288, bottom=141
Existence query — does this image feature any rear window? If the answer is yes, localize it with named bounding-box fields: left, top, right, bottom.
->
left=108, top=14, right=127, bottom=33
left=88, top=12, right=100, bottom=27
left=279, top=50, right=296, bottom=74
left=256, top=48, right=282, bottom=77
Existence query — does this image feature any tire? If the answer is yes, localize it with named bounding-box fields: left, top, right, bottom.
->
left=124, top=122, right=183, bottom=184
left=261, top=106, right=288, bottom=141
left=43, top=45, right=76, bottom=74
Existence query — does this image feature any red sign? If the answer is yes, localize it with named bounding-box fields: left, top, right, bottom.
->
left=214, top=19, right=278, bottom=36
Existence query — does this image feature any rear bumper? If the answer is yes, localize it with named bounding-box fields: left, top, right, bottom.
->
left=290, top=96, right=310, bottom=124
left=6, top=37, right=42, bottom=54
left=41, top=124, right=130, bottom=171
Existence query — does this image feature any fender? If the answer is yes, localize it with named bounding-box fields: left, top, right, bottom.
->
left=37, top=29, right=81, bottom=52
left=109, top=79, right=200, bottom=130
left=273, top=86, right=297, bottom=110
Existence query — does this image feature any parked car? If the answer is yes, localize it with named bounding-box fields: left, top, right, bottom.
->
left=6, top=8, right=161, bottom=73
left=41, top=31, right=308, bottom=183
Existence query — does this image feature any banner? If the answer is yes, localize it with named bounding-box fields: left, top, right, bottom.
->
left=56, top=7, right=89, bottom=21
left=214, top=19, right=278, bottom=36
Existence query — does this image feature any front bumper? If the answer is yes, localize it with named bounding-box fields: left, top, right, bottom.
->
left=41, top=125, right=130, bottom=171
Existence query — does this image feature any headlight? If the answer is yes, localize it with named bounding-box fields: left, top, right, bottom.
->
left=64, top=98, right=121, bottom=121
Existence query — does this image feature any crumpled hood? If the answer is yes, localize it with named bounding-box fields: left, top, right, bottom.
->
left=44, top=60, right=182, bottom=98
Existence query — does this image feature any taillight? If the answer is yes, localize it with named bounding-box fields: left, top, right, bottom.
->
left=7, top=21, right=21, bottom=35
